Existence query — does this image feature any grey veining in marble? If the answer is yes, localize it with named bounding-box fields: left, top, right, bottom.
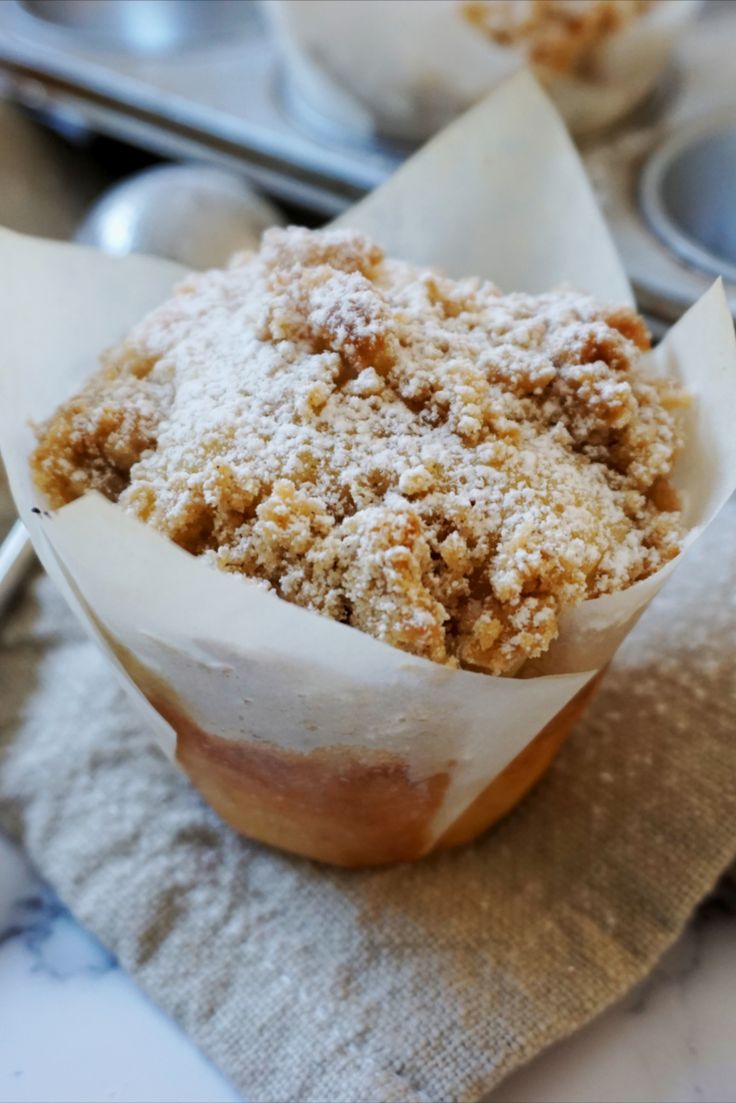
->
left=0, top=884, right=116, bottom=980
left=0, top=834, right=240, bottom=1103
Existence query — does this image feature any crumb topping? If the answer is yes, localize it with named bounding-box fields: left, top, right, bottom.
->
left=462, top=0, right=654, bottom=78
left=31, top=226, right=686, bottom=675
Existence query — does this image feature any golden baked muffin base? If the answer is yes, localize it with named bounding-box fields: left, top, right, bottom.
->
left=435, top=668, right=604, bottom=852
left=133, top=667, right=604, bottom=868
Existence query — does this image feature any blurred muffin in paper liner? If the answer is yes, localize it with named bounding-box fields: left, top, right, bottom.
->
left=264, top=0, right=701, bottom=142
left=1, top=74, right=735, bottom=867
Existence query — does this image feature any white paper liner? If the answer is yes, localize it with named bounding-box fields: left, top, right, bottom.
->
left=1, top=74, right=734, bottom=847
left=265, top=0, right=701, bottom=141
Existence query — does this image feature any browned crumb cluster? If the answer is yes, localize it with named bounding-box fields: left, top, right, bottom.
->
left=462, top=0, right=654, bottom=78
left=31, top=227, right=686, bottom=675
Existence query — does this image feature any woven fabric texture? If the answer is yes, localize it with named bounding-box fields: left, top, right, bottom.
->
left=1, top=488, right=734, bottom=1103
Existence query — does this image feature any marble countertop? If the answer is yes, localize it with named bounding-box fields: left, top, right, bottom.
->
left=1, top=831, right=735, bottom=1103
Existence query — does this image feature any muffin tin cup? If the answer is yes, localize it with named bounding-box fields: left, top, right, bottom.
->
left=1, top=74, right=735, bottom=866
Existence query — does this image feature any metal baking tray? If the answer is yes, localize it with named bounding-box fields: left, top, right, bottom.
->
left=0, top=0, right=734, bottom=321
left=0, top=0, right=401, bottom=215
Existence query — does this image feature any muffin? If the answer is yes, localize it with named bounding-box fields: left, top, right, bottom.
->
left=3, top=62, right=733, bottom=868
left=265, top=0, right=700, bottom=142
left=22, top=226, right=695, bottom=865
left=32, top=226, right=686, bottom=680
left=462, top=0, right=654, bottom=79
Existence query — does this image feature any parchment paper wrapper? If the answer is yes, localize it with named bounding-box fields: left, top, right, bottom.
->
left=264, top=0, right=701, bottom=142
left=1, top=74, right=735, bottom=866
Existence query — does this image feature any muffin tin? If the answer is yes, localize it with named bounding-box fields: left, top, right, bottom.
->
left=0, top=0, right=733, bottom=320
left=587, top=6, right=736, bottom=323
left=16, top=0, right=255, bottom=54
left=640, top=114, right=736, bottom=285
left=0, top=0, right=394, bottom=213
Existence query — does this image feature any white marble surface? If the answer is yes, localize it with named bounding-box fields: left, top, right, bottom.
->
left=0, top=835, right=239, bottom=1103
left=1, top=832, right=734, bottom=1103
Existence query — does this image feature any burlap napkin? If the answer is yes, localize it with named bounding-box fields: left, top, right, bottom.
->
left=1, top=480, right=735, bottom=1103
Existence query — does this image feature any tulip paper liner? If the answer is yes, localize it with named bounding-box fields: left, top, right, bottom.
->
left=1, top=74, right=735, bottom=863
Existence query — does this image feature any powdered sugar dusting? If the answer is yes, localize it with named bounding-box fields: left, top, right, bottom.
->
left=31, top=227, right=686, bottom=675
